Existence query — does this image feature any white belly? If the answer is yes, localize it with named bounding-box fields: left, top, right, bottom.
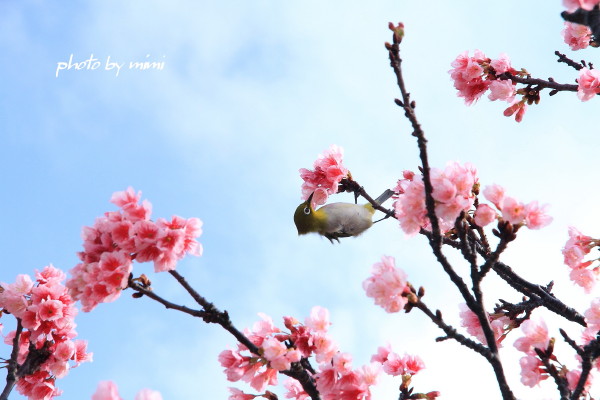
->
left=319, top=203, right=374, bottom=236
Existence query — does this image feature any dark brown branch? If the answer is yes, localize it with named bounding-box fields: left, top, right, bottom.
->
left=499, top=72, right=578, bottom=93
left=412, top=300, right=490, bottom=358
left=492, top=262, right=586, bottom=326
left=0, top=320, right=22, bottom=400
left=555, top=51, right=585, bottom=71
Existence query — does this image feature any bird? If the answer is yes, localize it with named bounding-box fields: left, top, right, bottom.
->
left=294, top=189, right=395, bottom=243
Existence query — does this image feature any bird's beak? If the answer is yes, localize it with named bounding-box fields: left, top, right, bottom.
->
left=306, top=192, right=314, bottom=207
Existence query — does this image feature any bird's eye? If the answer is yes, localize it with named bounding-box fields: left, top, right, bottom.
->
left=303, top=207, right=311, bottom=215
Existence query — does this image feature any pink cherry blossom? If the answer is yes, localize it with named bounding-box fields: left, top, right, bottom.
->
left=228, top=387, right=256, bottom=400
left=92, top=381, right=123, bottom=400
left=563, top=22, right=592, bottom=50
left=134, top=388, right=163, bottom=400
left=284, top=379, right=309, bottom=400
left=513, top=318, right=550, bottom=355
left=371, top=344, right=392, bottom=364
left=474, top=204, right=497, bottom=227
left=1, top=266, right=92, bottom=400
left=363, top=256, right=410, bottom=313
left=67, top=188, right=203, bottom=311
left=394, top=162, right=478, bottom=235
left=570, top=267, right=598, bottom=293
left=449, top=50, right=490, bottom=105
left=490, top=53, right=513, bottom=74
left=563, top=0, right=600, bottom=12
left=488, top=80, right=516, bottom=102
left=299, top=145, right=349, bottom=206
left=585, top=298, right=600, bottom=332
left=482, top=184, right=505, bottom=209
left=524, top=201, right=552, bottom=229
left=305, top=306, right=330, bottom=333
left=563, top=226, right=594, bottom=268
left=519, top=355, right=547, bottom=387
left=578, top=67, right=600, bottom=101
left=500, top=196, right=526, bottom=225
left=459, top=304, right=508, bottom=346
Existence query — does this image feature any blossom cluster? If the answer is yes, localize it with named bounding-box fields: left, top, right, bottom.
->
left=0, top=265, right=92, bottom=400
left=66, top=188, right=203, bottom=312
left=299, top=145, right=349, bottom=207
left=562, top=227, right=600, bottom=292
left=219, top=307, right=434, bottom=400
left=363, top=256, right=411, bottom=313
left=449, top=51, right=528, bottom=122
left=458, top=304, right=511, bottom=347
left=91, top=381, right=162, bottom=400
left=563, top=0, right=600, bottom=12
left=393, top=163, right=478, bottom=236
left=392, top=162, right=552, bottom=236
left=476, top=184, right=552, bottom=230
left=513, top=318, right=552, bottom=388
left=562, top=22, right=593, bottom=50
left=577, top=67, right=600, bottom=101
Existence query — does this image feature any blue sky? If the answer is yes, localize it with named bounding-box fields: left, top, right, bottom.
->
left=1, top=1, right=600, bottom=399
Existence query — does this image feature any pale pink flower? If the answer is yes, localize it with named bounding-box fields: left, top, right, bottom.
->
left=563, top=22, right=592, bottom=50
left=563, top=226, right=594, bottom=268
left=514, top=318, right=550, bottom=355
left=54, top=341, right=75, bottom=362
left=524, top=201, right=552, bottom=229
left=371, top=344, right=392, bottom=364
left=395, top=163, right=477, bottom=235
left=570, top=267, right=598, bottom=293
left=449, top=50, right=490, bottom=105
left=262, top=337, right=300, bottom=371
left=300, top=145, right=349, bottom=206
left=474, top=204, right=497, bottom=227
left=490, top=53, right=513, bottom=74
left=584, top=298, right=600, bottom=332
left=92, top=381, right=123, bottom=400
left=305, top=306, right=330, bottom=333
left=578, top=67, right=600, bottom=101
left=250, top=368, right=278, bottom=392
left=482, top=184, right=505, bottom=209
left=135, top=388, right=163, bottom=400
left=284, top=379, right=309, bottom=400
left=563, top=0, right=600, bottom=12
left=312, top=332, right=338, bottom=364
left=459, top=304, right=507, bottom=346
left=228, top=388, right=256, bottom=400
left=488, top=80, right=516, bottom=102
left=363, top=256, right=410, bottom=313
left=359, top=363, right=381, bottom=386
left=500, top=196, right=526, bottom=225
left=519, top=355, right=547, bottom=387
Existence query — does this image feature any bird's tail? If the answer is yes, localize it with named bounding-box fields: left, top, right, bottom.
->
left=373, top=189, right=395, bottom=205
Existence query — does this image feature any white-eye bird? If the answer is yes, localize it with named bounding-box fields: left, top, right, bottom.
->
left=294, top=189, right=394, bottom=243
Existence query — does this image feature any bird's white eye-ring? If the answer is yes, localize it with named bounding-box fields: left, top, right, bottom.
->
left=303, top=207, right=311, bottom=215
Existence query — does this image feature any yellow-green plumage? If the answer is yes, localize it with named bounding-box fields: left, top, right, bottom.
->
left=294, top=190, right=393, bottom=243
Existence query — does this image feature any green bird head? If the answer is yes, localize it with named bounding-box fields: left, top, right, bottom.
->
left=294, top=192, right=322, bottom=235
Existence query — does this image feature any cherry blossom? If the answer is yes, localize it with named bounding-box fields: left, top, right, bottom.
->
left=562, top=22, right=592, bottom=50
left=299, top=145, right=349, bottom=207
left=67, top=188, right=203, bottom=312
left=577, top=67, right=600, bottom=101
left=363, top=256, right=410, bottom=313
left=0, top=265, right=92, bottom=400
